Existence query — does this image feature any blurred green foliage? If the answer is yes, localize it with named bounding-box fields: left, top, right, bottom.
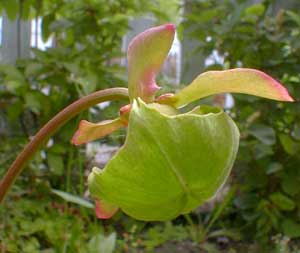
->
left=2, top=0, right=300, bottom=252
left=183, top=0, right=300, bottom=247
left=0, top=1, right=185, bottom=252
left=0, top=0, right=180, bottom=183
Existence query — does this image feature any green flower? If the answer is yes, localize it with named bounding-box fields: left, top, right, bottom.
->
left=71, top=24, right=293, bottom=221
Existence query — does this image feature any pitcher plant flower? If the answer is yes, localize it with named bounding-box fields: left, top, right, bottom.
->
left=0, top=24, right=293, bottom=222
left=70, top=24, right=293, bottom=220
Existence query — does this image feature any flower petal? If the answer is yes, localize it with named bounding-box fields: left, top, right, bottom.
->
left=95, top=198, right=119, bottom=219
left=162, top=68, right=294, bottom=107
left=71, top=118, right=124, bottom=145
left=127, top=24, right=175, bottom=102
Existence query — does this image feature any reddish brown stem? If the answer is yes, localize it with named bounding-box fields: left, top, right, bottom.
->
left=0, top=88, right=129, bottom=203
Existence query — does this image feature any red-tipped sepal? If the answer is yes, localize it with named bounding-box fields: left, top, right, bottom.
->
left=170, top=68, right=294, bottom=108
left=127, top=24, right=175, bottom=102
left=71, top=118, right=124, bottom=145
left=95, top=198, right=119, bottom=219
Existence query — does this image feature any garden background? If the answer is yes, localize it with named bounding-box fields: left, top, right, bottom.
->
left=1, top=0, right=300, bottom=252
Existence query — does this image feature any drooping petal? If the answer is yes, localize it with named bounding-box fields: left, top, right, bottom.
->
left=127, top=24, right=175, bottom=103
left=95, top=198, right=119, bottom=219
left=71, top=118, right=124, bottom=146
left=161, top=68, right=294, bottom=107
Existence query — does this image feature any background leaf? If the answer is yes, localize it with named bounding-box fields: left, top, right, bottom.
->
left=282, top=219, right=300, bottom=238
left=47, top=153, right=64, bottom=176
left=249, top=124, right=276, bottom=146
left=88, top=232, right=116, bottom=253
left=51, top=189, right=94, bottom=209
left=270, top=192, right=295, bottom=211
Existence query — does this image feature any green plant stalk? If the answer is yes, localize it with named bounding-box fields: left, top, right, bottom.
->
left=205, top=186, right=236, bottom=234
left=78, top=148, right=84, bottom=195
left=184, top=214, right=199, bottom=242
left=65, top=113, right=81, bottom=194
left=0, top=88, right=129, bottom=203
left=66, top=146, right=74, bottom=193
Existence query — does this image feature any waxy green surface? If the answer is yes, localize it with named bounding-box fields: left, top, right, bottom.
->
left=89, top=100, right=239, bottom=221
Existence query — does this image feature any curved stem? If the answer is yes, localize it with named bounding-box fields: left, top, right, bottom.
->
left=0, top=88, right=129, bottom=203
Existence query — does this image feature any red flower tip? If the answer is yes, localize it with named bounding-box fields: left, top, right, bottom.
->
left=119, top=104, right=131, bottom=126
left=119, top=104, right=131, bottom=116
left=155, top=93, right=176, bottom=105
left=71, top=120, right=88, bottom=146
left=95, top=199, right=118, bottom=219
left=164, top=23, right=176, bottom=32
left=257, top=69, right=294, bottom=102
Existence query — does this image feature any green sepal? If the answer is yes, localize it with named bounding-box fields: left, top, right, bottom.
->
left=162, top=68, right=293, bottom=108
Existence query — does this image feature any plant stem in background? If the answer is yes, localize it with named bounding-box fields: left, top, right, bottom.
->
left=0, top=88, right=129, bottom=203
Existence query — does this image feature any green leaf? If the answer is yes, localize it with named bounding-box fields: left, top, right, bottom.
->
left=51, top=189, right=94, bottom=209
left=127, top=24, right=175, bottom=103
left=7, top=100, right=23, bottom=121
left=0, top=64, right=25, bottom=82
left=25, top=62, right=44, bottom=77
left=292, top=124, right=300, bottom=141
left=266, top=162, right=283, bottom=175
left=279, top=134, right=300, bottom=155
left=244, top=4, right=265, bottom=17
left=6, top=80, right=23, bottom=94
left=80, top=74, right=98, bottom=94
left=2, top=0, right=19, bottom=20
left=42, top=14, right=55, bottom=42
left=88, top=232, right=116, bottom=253
left=253, top=143, right=273, bottom=160
left=282, top=219, right=300, bottom=238
left=20, top=0, right=31, bottom=20
left=164, top=68, right=293, bottom=108
left=270, top=192, right=295, bottom=211
left=47, top=153, right=64, bottom=176
left=24, top=91, right=44, bottom=114
left=281, top=172, right=300, bottom=196
left=192, top=9, right=219, bottom=23
left=286, top=10, right=300, bottom=27
left=88, top=99, right=239, bottom=221
left=249, top=124, right=276, bottom=146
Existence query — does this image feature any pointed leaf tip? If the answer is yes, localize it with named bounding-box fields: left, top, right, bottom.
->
left=95, top=199, right=118, bottom=219
left=127, top=24, right=175, bottom=102
left=71, top=118, right=124, bottom=145
left=171, top=68, right=294, bottom=107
